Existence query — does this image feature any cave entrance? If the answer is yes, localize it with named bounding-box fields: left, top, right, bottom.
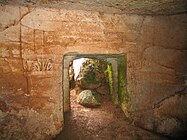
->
left=63, top=53, right=127, bottom=112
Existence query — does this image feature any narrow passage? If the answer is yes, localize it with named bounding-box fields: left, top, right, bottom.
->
left=55, top=90, right=169, bottom=140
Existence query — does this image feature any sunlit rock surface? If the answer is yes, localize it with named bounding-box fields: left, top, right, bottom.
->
left=77, top=90, right=102, bottom=107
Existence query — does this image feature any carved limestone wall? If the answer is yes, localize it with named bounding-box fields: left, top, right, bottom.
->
left=0, top=4, right=187, bottom=140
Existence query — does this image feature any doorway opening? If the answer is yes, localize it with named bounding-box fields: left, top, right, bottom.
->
left=63, top=53, right=127, bottom=112
left=58, top=53, right=129, bottom=139
left=69, top=58, right=111, bottom=108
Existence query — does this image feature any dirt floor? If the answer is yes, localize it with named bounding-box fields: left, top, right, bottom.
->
left=55, top=90, right=169, bottom=140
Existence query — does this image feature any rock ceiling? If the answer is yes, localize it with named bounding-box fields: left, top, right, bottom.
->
left=0, top=0, right=187, bottom=15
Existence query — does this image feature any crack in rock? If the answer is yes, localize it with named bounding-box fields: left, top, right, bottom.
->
left=152, top=87, right=187, bottom=109
left=0, top=9, right=30, bottom=32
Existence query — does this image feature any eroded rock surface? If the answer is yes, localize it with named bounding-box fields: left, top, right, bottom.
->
left=76, top=59, right=106, bottom=89
left=1, top=0, right=187, bottom=15
left=0, top=3, right=187, bottom=140
left=77, top=90, right=102, bottom=107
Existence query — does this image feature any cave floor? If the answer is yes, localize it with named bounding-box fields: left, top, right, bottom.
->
left=55, top=90, right=169, bottom=140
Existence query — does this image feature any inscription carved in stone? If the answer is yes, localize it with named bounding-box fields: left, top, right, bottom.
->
left=24, top=58, right=53, bottom=72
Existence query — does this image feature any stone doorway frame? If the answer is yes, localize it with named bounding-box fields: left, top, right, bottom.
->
left=63, top=53, right=127, bottom=112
